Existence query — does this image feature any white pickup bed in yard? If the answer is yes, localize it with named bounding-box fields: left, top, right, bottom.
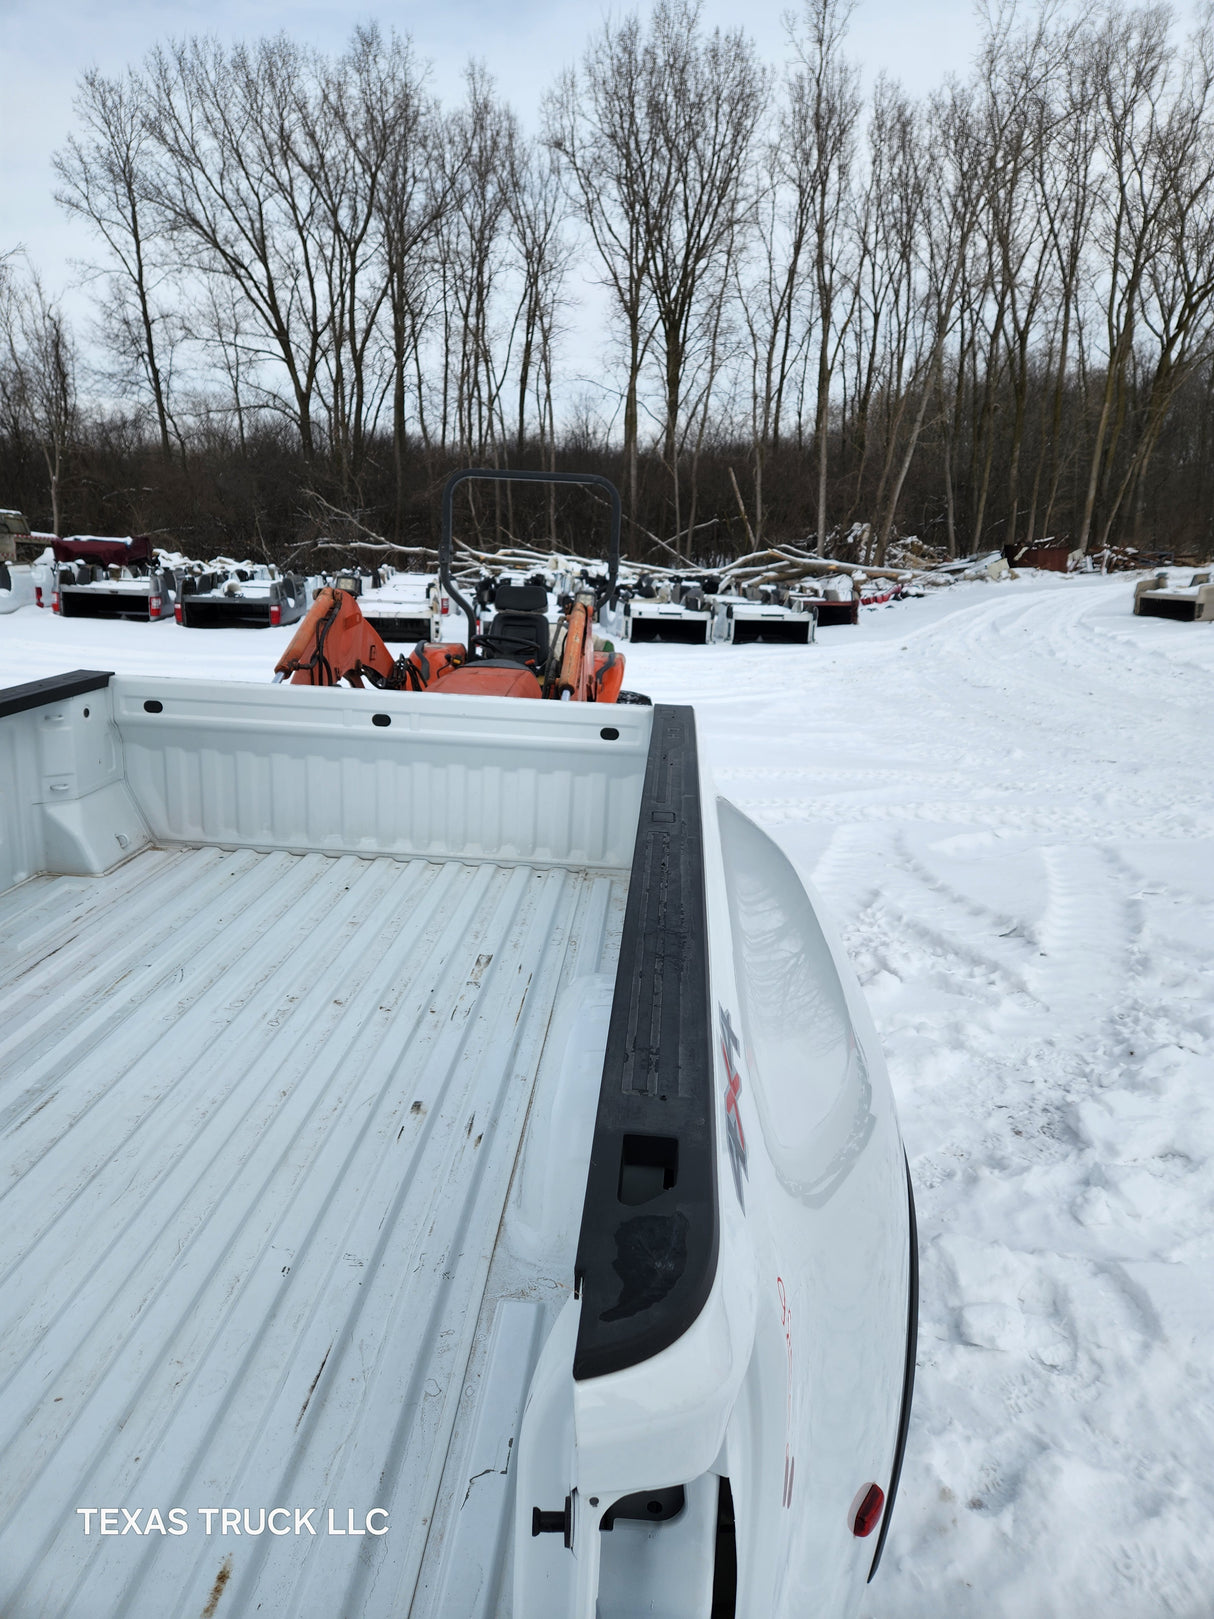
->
left=0, top=666, right=913, bottom=1619
left=0, top=673, right=639, bottom=1618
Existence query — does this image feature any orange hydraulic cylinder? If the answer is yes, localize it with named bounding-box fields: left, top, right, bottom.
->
left=557, top=601, right=592, bottom=701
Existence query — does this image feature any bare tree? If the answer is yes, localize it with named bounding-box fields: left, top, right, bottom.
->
left=845, top=77, right=925, bottom=534
left=441, top=65, right=518, bottom=464
left=142, top=35, right=336, bottom=460
left=735, top=115, right=813, bottom=542
left=29, top=1, right=1214, bottom=566
left=188, top=279, right=258, bottom=452
left=507, top=141, right=573, bottom=460
left=1094, top=9, right=1214, bottom=548
left=546, top=14, right=660, bottom=528
left=1, top=258, right=78, bottom=534
left=307, top=27, right=445, bottom=499
left=639, top=2, right=763, bottom=538
left=1075, top=5, right=1183, bottom=553
left=976, top=4, right=1074, bottom=553
left=867, top=87, right=935, bottom=563
left=53, top=68, right=178, bottom=457
left=374, top=46, right=449, bottom=530
left=786, top=0, right=861, bottom=551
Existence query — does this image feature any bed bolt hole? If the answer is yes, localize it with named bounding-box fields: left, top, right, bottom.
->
left=143, top=699, right=162, bottom=714
left=372, top=713, right=391, bottom=727
left=618, top=1133, right=678, bottom=1205
left=599, top=726, right=619, bottom=740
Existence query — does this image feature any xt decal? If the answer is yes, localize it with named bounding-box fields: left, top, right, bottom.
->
left=719, top=1003, right=749, bottom=1210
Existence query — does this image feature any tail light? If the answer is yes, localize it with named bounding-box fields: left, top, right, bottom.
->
left=270, top=604, right=282, bottom=627
left=52, top=590, right=60, bottom=613
left=174, top=602, right=183, bottom=624
left=35, top=586, right=43, bottom=608
left=149, top=595, right=161, bottom=616
left=441, top=596, right=449, bottom=614
left=850, top=1483, right=885, bottom=1537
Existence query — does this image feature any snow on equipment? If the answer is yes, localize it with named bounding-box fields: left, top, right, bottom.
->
left=354, top=567, right=448, bottom=644
left=813, top=576, right=861, bottom=627
left=177, top=561, right=308, bottom=628
left=935, top=550, right=1011, bottom=583
left=0, top=510, right=39, bottom=612
left=0, top=507, right=26, bottom=556
left=1133, top=570, right=1214, bottom=622
left=623, top=577, right=714, bottom=644
left=0, top=563, right=37, bottom=613
left=712, top=590, right=817, bottom=645
left=0, top=509, right=25, bottom=579
left=50, top=535, right=179, bottom=622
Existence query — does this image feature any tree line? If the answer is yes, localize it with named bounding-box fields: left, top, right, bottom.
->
left=3, top=0, right=1214, bottom=565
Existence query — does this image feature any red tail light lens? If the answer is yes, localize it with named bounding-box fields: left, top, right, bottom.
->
left=52, top=591, right=60, bottom=613
left=270, top=604, right=282, bottom=626
left=851, top=1483, right=884, bottom=1537
left=149, top=595, right=161, bottom=616
left=174, top=603, right=183, bottom=624
left=35, top=586, right=43, bottom=608
left=441, top=596, right=449, bottom=614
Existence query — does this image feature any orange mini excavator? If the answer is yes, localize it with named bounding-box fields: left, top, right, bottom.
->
left=275, top=469, right=635, bottom=704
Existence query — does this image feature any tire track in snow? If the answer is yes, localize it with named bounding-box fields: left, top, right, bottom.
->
left=803, top=583, right=1214, bottom=1619
left=877, top=838, right=1042, bottom=1005
left=1032, top=846, right=1130, bottom=1022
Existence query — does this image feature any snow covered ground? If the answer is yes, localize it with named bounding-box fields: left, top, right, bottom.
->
left=2, top=572, right=1211, bottom=1616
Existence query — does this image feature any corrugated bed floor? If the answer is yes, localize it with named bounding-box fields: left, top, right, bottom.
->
left=0, top=844, right=625, bottom=1619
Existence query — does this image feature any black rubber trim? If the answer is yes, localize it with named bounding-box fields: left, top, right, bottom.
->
left=868, top=1154, right=919, bottom=1581
left=573, top=704, right=717, bottom=1381
left=730, top=618, right=812, bottom=645
left=1138, top=595, right=1202, bottom=621
left=0, top=669, right=113, bottom=719
left=627, top=616, right=709, bottom=645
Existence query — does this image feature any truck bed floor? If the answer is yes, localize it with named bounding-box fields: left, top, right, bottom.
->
left=0, top=844, right=625, bottom=1618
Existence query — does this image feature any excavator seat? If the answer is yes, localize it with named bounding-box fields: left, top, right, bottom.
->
left=485, top=584, right=550, bottom=664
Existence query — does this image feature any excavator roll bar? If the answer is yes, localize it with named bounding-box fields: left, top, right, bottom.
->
left=440, top=468, right=622, bottom=651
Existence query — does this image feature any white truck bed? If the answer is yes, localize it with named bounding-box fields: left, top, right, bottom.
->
left=0, top=672, right=648, bottom=1619
left=0, top=842, right=624, bottom=1617
left=0, top=666, right=916, bottom=1619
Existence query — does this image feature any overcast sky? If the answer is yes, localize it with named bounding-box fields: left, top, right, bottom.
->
left=3, top=0, right=982, bottom=305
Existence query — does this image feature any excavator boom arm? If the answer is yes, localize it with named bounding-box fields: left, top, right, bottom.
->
left=275, top=588, right=397, bottom=687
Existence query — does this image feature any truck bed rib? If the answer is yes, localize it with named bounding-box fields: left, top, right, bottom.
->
left=0, top=845, right=626, bottom=1619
